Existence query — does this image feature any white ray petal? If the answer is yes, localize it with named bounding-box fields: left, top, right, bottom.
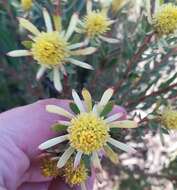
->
left=60, top=30, right=65, bottom=37
left=66, top=58, right=94, bottom=70
left=68, top=40, right=89, bottom=50
left=104, top=113, right=123, bottom=123
left=7, top=50, right=31, bottom=57
left=108, top=20, right=117, bottom=25
left=18, top=17, right=40, bottom=36
left=82, top=88, right=92, bottom=112
left=81, top=183, right=87, bottom=190
left=46, top=105, right=74, bottom=119
left=28, top=35, right=35, bottom=41
left=145, top=0, right=152, bottom=24
left=38, top=134, right=69, bottom=150
left=58, top=120, right=71, bottom=126
left=86, top=0, right=92, bottom=13
left=108, top=138, right=136, bottom=153
left=65, top=13, right=79, bottom=41
left=36, top=65, right=47, bottom=80
left=53, top=68, right=63, bottom=92
left=74, top=151, right=83, bottom=168
left=110, top=120, right=138, bottom=128
left=99, top=36, right=119, bottom=43
left=154, top=0, right=161, bottom=14
left=60, top=65, right=67, bottom=76
left=72, top=89, right=85, bottom=112
left=92, top=152, right=103, bottom=183
left=99, top=88, right=114, bottom=106
left=43, top=8, right=53, bottom=32
left=75, top=27, right=85, bottom=34
left=95, top=37, right=101, bottom=44
left=78, top=20, right=85, bottom=27
left=103, top=144, right=119, bottom=164
left=92, top=105, right=98, bottom=115
left=57, top=147, right=75, bottom=168
left=92, top=152, right=102, bottom=170
left=71, top=47, right=97, bottom=55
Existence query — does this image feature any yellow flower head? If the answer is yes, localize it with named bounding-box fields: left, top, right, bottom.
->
left=21, top=0, right=32, bottom=11
left=161, top=107, right=177, bottom=129
left=41, top=157, right=61, bottom=177
left=32, top=32, right=69, bottom=67
left=69, top=112, right=109, bottom=154
left=39, top=88, right=137, bottom=172
left=77, top=1, right=118, bottom=43
left=63, top=158, right=88, bottom=186
left=7, top=9, right=96, bottom=92
left=152, top=3, right=177, bottom=36
left=83, top=11, right=111, bottom=38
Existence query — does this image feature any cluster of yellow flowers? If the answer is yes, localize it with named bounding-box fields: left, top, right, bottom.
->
left=39, top=88, right=137, bottom=189
left=8, top=0, right=119, bottom=92
left=11, top=1, right=177, bottom=93
left=7, top=0, right=177, bottom=189
left=41, top=156, right=88, bottom=187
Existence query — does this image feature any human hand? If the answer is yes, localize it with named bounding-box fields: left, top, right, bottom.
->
left=0, top=99, right=126, bottom=190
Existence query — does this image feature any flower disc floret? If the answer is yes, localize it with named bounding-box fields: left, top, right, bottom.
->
left=83, top=11, right=111, bottom=38
left=152, top=3, right=177, bottom=35
left=32, top=32, right=70, bottom=66
left=21, top=0, right=32, bottom=11
left=68, top=112, right=109, bottom=154
left=41, top=158, right=61, bottom=177
left=63, top=158, right=87, bottom=186
left=161, top=107, right=177, bottom=129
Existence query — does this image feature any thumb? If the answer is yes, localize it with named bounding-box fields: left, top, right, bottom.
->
left=0, top=99, right=71, bottom=159
left=0, top=99, right=71, bottom=189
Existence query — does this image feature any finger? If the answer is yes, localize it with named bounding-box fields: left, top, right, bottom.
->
left=0, top=99, right=71, bottom=158
left=49, top=178, right=72, bottom=190
left=18, top=182, right=50, bottom=190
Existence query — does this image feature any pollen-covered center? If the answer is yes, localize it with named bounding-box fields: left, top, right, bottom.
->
left=68, top=112, right=109, bottom=154
left=152, top=4, right=177, bottom=35
left=21, top=0, right=32, bottom=11
left=41, top=157, right=61, bottom=177
left=83, top=11, right=111, bottom=38
left=63, top=158, right=87, bottom=186
left=161, top=108, right=177, bottom=129
left=32, top=32, right=69, bottom=66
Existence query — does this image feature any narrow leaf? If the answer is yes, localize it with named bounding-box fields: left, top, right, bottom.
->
left=100, top=101, right=114, bottom=117
left=21, top=40, right=33, bottom=49
left=51, top=123, right=68, bottom=132
left=69, top=102, right=80, bottom=114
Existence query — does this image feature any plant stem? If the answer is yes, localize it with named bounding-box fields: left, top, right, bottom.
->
left=114, top=32, right=154, bottom=93
left=126, top=82, right=177, bottom=107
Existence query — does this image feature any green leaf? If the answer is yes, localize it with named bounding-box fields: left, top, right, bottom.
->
left=21, top=40, right=33, bottom=49
left=159, top=126, right=165, bottom=146
left=51, top=123, right=68, bottom=132
left=159, top=73, right=177, bottom=89
left=100, top=101, right=114, bottom=117
left=69, top=102, right=80, bottom=114
left=161, top=127, right=169, bottom=135
left=82, top=155, right=91, bottom=172
left=160, top=0, right=164, bottom=5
